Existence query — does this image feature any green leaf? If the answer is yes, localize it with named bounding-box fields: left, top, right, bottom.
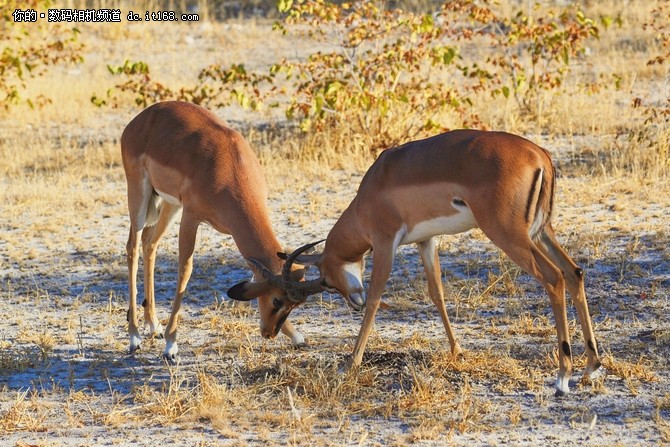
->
left=378, top=98, right=389, bottom=118
left=419, top=14, right=434, bottom=33
left=314, top=95, right=324, bottom=115
left=277, top=0, right=293, bottom=14
left=299, top=118, right=312, bottom=132
left=502, top=86, right=510, bottom=98
left=235, top=90, right=250, bottom=108
left=360, top=94, right=371, bottom=111
left=325, top=81, right=342, bottom=97
left=90, top=94, right=106, bottom=107
left=600, top=15, right=613, bottom=29
left=423, top=118, right=439, bottom=131
left=442, top=47, right=457, bottom=65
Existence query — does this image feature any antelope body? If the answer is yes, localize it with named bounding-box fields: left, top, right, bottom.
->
left=229, top=129, right=602, bottom=395
left=121, top=101, right=306, bottom=361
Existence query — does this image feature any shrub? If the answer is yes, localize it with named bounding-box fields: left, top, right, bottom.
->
left=0, top=0, right=84, bottom=109
left=95, top=1, right=603, bottom=152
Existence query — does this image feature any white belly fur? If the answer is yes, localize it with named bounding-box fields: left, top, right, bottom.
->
left=401, top=210, right=477, bottom=245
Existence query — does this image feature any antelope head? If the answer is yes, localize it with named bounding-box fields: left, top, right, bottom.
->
left=302, top=250, right=367, bottom=312
left=227, top=241, right=326, bottom=339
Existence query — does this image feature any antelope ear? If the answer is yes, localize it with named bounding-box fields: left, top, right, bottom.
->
left=227, top=280, right=275, bottom=301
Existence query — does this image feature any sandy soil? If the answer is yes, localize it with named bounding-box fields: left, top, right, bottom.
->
left=1, top=127, right=668, bottom=445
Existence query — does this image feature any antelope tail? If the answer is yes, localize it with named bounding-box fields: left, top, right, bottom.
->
left=527, top=163, right=555, bottom=240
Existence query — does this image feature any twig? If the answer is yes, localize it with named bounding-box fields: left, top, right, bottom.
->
left=286, top=386, right=301, bottom=422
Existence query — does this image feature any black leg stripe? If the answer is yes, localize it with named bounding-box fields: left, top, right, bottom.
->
left=562, top=341, right=572, bottom=357
left=588, top=338, right=599, bottom=353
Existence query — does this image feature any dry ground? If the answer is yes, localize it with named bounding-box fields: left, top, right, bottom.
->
left=1, top=2, right=669, bottom=446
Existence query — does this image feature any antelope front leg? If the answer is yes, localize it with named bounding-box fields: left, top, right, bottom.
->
left=163, top=215, right=197, bottom=363
left=417, top=238, right=463, bottom=357
left=347, top=245, right=394, bottom=370
left=280, top=320, right=307, bottom=348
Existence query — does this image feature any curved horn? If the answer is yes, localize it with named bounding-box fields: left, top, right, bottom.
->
left=284, top=278, right=326, bottom=303
left=243, top=242, right=326, bottom=303
left=246, top=257, right=273, bottom=280
left=282, top=240, right=325, bottom=280
left=282, top=240, right=326, bottom=303
left=246, top=257, right=290, bottom=290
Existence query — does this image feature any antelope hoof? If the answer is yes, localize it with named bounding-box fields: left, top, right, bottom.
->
left=581, top=366, right=606, bottom=384
left=289, top=333, right=307, bottom=348
left=163, top=353, right=178, bottom=365
left=293, top=341, right=309, bottom=350
left=554, top=375, right=570, bottom=397
left=163, top=340, right=178, bottom=364
left=337, top=357, right=358, bottom=375
left=129, top=334, right=142, bottom=354
left=149, top=322, right=165, bottom=339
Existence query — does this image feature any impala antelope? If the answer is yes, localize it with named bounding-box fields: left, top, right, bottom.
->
left=121, top=101, right=308, bottom=361
left=228, top=129, right=602, bottom=395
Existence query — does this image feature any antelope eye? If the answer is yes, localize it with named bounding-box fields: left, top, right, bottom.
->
left=272, top=297, right=283, bottom=309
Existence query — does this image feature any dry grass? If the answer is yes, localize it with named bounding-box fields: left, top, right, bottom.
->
left=1, top=1, right=669, bottom=445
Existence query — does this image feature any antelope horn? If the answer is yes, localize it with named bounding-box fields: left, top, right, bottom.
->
left=282, top=240, right=326, bottom=303
left=246, top=257, right=292, bottom=290
left=244, top=241, right=326, bottom=303
left=247, top=257, right=274, bottom=280
left=281, top=240, right=325, bottom=280
left=283, top=277, right=326, bottom=303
